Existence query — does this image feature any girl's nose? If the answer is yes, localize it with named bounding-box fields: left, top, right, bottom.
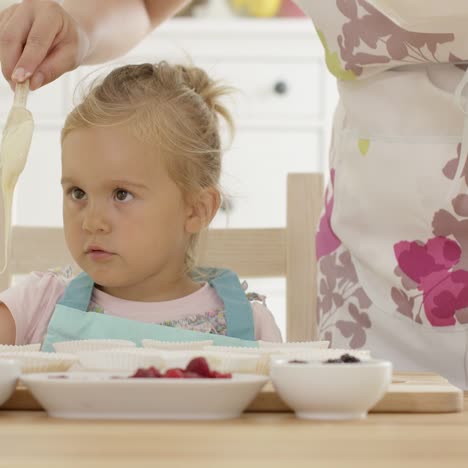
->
left=81, top=203, right=111, bottom=233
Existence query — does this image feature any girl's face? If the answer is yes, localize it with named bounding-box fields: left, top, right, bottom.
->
left=61, top=125, right=196, bottom=301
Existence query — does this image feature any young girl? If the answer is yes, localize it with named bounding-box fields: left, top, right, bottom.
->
left=0, top=62, right=282, bottom=349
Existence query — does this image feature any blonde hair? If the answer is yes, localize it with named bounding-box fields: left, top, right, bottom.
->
left=61, top=61, right=234, bottom=271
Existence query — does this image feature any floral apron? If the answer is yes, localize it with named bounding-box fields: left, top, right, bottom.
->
left=294, top=0, right=468, bottom=388
left=41, top=268, right=257, bottom=352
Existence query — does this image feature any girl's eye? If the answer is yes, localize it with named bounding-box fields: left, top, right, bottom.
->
left=114, top=189, right=134, bottom=202
left=70, top=187, right=86, bottom=201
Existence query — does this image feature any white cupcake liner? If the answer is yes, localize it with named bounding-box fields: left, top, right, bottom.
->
left=0, top=351, right=78, bottom=373
left=264, top=349, right=368, bottom=375
left=258, top=340, right=330, bottom=349
left=77, top=347, right=264, bottom=375
left=0, top=343, right=41, bottom=352
left=200, top=350, right=261, bottom=374
left=203, top=346, right=275, bottom=374
left=157, top=350, right=261, bottom=375
left=203, top=345, right=270, bottom=355
left=158, top=350, right=221, bottom=371
left=52, top=339, right=137, bottom=354
left=204, top=346, right=369, bottom=374
left=141, top=339, right=214, bottom=351
left=78, top=348, right=165, bottom=372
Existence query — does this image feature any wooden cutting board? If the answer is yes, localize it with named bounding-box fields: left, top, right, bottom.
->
left=248, top=372, right=464, bottom=413
left=1, top=372, right=463, bottom=413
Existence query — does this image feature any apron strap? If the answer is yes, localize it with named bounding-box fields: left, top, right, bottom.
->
left=57, top=271, right=94, bottom=311
left=197, top=267, right=256, bottom=341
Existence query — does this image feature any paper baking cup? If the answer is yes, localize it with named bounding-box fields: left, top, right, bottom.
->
left=150, top=350, right=256, bottom=374
left=204, top=346, right=370, bottom=374
left=203, top=346, right=274, bottom=374
left=203, top=345, right=265, bottom=354
left=78, top=348, right=165, bottom=372
left=200, top=350, right=260, bottom=374
left=0, top=351, right=78, bottom=373
left=52, top=339, right=137, bottom=354
left=159, top=350, right=222, bottom=371
left=258, top=340, right=330, bottom=349
left=0, top=343, right=41, bottom=352
left=141, top=339, right=214, bottom=351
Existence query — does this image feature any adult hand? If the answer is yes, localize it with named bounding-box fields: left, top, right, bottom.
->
left=0, top=0, right=90, bottom=90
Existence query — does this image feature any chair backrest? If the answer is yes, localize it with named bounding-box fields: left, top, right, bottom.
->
left=0, top=173, right=323, bottom=341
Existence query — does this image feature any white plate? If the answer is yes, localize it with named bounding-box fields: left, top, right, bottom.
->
left=21, top=372, right=268, bottom=420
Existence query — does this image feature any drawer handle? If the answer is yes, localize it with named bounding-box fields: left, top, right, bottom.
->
left=273, top=81, right=288, bottom=95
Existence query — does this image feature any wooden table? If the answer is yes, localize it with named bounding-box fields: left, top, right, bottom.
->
left=0, top=393, right=467, bottom=468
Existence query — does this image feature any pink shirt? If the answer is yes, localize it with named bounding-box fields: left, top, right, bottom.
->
left=0, top=270, right=282, bottom=345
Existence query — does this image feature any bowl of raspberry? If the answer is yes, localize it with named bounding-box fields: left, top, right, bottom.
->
left=21, top=357, right=268, bottom=420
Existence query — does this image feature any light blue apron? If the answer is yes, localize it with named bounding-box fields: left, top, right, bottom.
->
left=41, top=268, right=257, bottom=351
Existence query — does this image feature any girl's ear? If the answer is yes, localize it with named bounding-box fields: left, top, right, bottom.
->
left=185, top=187, right=221, bottom=234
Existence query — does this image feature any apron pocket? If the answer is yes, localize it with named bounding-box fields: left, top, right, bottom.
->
left=332, top=131, right=468, bottom=328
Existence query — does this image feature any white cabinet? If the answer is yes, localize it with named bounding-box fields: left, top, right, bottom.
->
left=213, top=127, right=321, bottom=228
left=9, top=18, right=337, bottom=229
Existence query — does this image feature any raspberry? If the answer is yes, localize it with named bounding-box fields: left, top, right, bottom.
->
left=132, top=368, right=151, bottom=378
left=128, top=359, right=232, bottom=379
left=146, top=366, right=162, bottom=378
left=164, top=368, right=185, bottom=378
left=185, top=357, right=211, bottom=377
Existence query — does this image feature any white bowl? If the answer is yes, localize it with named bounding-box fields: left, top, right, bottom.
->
left=0, top=359, right=21, bottom=406
left=270, top=357, right=392, bottom=420
left=21, top=372, right=268, bottom=420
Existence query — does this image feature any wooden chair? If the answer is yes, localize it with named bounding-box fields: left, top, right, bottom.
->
left=0, top=173, right=324, bottom=341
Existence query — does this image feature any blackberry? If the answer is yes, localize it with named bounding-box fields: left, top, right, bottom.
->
left=324, top=353, right=361, bottom=364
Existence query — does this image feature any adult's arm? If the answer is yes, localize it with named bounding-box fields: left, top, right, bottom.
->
left=0, top=0, right=190, bottom=90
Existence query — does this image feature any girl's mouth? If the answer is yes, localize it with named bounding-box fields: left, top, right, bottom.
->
left=86, top=247, right=114, bottom=261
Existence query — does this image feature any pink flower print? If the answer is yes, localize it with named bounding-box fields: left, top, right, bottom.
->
left=335, top=303, right=371, bottom=348
left=420, top=269, right=468, bottom=326
left=391, top=287, right=415, bottom=320
left=449, top=53, right=468, bottom=72
left=394, top=236, right=468, bottom=326
left=443, top=143, right=468, bottom=185
left=336, top=0, right=454, bottom=76
left=317, top=246, right=373, bottom=348
left=432, top=208, right=468, bottom=271
left=336, top=0, right=358, bottom=20
left=320, top=274, right=344, bottom=315
left=455, top=308, right=468, bottom=324
left=394, top=237, right=461, bottom=283
left=316, top=169, right=341, bottom=260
